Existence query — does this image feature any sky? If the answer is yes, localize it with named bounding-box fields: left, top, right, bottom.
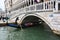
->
left=0, top=0, right=5, bottom=11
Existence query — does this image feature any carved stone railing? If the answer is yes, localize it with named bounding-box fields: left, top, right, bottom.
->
left=19, top=1, right=55, bottom=13
left=9, top=1, right=55, bottom=19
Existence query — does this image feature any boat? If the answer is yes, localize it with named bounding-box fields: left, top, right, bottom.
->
left=7, top=23, right=20, bottom=28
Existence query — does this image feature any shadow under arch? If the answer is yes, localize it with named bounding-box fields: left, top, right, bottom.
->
left=20, top=14, right=52, bottom=31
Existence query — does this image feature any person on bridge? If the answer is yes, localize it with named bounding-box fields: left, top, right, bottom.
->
left=15, top=17, right=22, bottom=28
left=15, top=17, right=19, bottom=24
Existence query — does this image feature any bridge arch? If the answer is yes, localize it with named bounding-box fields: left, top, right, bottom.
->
left=19, top=13, right=52, bottom=30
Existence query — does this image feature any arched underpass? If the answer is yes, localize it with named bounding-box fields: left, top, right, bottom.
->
left=0, top=16, right=60, bottom=40
left=21, top=15, right=52, bottom=32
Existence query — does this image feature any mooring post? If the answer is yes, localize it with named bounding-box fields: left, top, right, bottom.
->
left=20, top=24, right=23, bottom=31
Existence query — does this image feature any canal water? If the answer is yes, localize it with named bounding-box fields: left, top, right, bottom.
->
left=0, top=25, right=60, bottom=40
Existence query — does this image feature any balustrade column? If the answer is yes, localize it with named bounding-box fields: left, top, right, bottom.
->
left=30, top=0, right=32, bottom=5
left=30, top=0, right=33, bottom=5
left=43, top=1, right=45, bottom=10
left=33, top=0, right=35, bottom=4
left=55, top=0, right=58, bottom=11
left=25, top=0, right=27, bottom=7
left=27, top=0, right=29, bottom=6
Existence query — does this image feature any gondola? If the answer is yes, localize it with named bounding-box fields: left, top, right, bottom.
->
left=7, top=23, right=20, bottom=28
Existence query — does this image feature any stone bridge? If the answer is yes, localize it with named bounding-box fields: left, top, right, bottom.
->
left=7, top=1, right=60, bottom=35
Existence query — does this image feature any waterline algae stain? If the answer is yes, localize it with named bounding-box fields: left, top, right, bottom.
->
left=0, top=25, right=60, bottom=40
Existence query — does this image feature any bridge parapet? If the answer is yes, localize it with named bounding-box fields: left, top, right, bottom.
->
left=19, top=1, right=55, bottom=13
left=9, top=1, right=55, bottom=19
left=9, top=0, right=60, bottom=20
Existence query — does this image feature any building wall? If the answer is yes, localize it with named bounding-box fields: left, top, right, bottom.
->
left=4, top=0, right=20, bottom=12
left=4, top=0, right=11, bottom=12
left=0, top=9, right=5, bottom=17
left=12, top=0, right=18, bottom=5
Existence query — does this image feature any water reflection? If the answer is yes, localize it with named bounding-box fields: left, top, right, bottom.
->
left=0, top=25, right=60, bottom=40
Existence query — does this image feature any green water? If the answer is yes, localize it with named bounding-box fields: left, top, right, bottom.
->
left=0, top=25, right=60, bottom=40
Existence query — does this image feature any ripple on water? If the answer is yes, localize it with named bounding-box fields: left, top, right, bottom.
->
left=0, top=26, right=60, bottom=40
